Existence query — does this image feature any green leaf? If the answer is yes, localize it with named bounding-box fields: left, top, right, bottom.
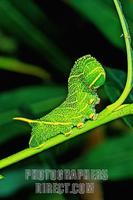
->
left=0, top=175, right=4, bottom=180
left=12, top=0, right=48, bottom=25
left=86, top=132, right=133, bottom=180
left=0, top=168, right=30, bottom=197
left=63, top=132, right=133, bottom=180
left=0, top=33, right=17, bottom=53
left=0, top=57, right=50, bottom=80
left=104, top=67, right=133, bottom=127
left=0, top=0, right=71, bottom=73
left=0, top=85, right=66, bottom=143
left=11, top=0, right=58, bottom=35
left=65, top=0, right=124, bottom=49
left=0, top=85, right=66, bottom=113
left=0, top=162, right=50, bottom=197
left=0, top=122, right=29, bottom=144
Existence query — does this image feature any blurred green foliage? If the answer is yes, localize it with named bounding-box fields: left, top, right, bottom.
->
left=0, top=0, right=133, bottom=199
left=0, top=33, right=17, bottom=53
left=104, top=68, right=133, bottom=127
left=66, top=0, right=133, bottom=49
left=0, top=57, right=50, bottom=80
left=0, top=0, right=71, bottom=73
left=0, top=85, right=66, bottom=143
left=64, top=131, right=133, bottom=180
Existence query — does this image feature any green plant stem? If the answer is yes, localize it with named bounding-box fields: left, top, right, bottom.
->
left=0, top=104, right=133, bottom=170
left=112, top=0, right=132, bottom=105
left=100, top=0, right=132, bottom=118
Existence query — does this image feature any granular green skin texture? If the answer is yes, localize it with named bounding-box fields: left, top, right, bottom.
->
left=30, top=55, right=106, bottom=147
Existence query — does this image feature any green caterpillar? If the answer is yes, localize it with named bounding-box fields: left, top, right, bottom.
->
left=15, top=55, right=106, bottom=148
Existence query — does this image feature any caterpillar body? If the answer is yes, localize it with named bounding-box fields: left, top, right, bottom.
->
left=15, top=55, right=106, bottom=148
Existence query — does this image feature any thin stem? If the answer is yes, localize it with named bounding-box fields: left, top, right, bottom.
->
left=112, top=0, right=132, bottom=106
left=100, top=0, right=132, bottom=118
left=0, top=104, right=133, bottom=170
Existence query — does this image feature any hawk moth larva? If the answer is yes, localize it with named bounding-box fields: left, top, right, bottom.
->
left=15, top=55, right=106, bottom=148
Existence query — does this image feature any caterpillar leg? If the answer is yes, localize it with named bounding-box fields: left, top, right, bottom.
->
left=29, top=135, right=45, bottom=149
left=88, top=97, right=100, bottom=105
left=88, top=98, right=95, bottom=104
left=96, top=98, right=100, bottom=105
left=32, top=143, right=45, bottom=149
left=77, top=122, right=84, bottom=128
left=64, top=130, right=72, bottom=136
left=89, top=113, right=98, bottom=120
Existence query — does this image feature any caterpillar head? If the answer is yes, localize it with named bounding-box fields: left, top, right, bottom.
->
left=75, top=55, right=106, bottom=89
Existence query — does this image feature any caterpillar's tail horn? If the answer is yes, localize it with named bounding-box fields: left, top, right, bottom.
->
left=13, top=117, right=36, bottom=124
